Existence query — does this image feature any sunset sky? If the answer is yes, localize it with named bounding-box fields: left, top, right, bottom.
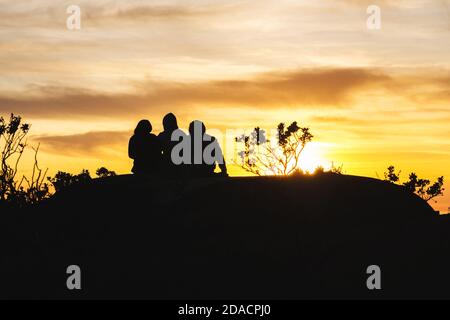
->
left=0, top=0, right=449, bottom=211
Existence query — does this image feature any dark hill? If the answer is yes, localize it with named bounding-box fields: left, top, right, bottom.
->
left=1, top=173, right=450, bottom=299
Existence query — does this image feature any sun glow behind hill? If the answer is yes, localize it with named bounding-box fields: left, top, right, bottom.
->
left=298, top=142, right=332, bottom=173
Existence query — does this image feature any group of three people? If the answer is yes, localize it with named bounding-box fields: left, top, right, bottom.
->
left=128, top=113, right=228, bottom=178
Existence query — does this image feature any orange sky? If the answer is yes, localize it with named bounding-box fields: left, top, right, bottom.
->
left=1, top=0, right=449, bottom=212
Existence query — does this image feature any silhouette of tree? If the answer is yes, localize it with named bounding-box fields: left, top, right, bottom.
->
left=1, top=114, right=120, bottom=206
left=96, top=167, right=117, bottom=178
left=1, top=114, right=50, bottom=207
left=48, top=170, right=91, bottom=193
left=384, top=165, right=401, bottom=184
left=403, top=173, right=444, bottom=203
left=19, top=144, right=50, bottom=204
left=48, top=167, right=116, bottom=193
left=236, top=122, right=313, bottom=175
left=383, top=165, right=444, bottom=203
left=0, top=114, right=29, bottom=202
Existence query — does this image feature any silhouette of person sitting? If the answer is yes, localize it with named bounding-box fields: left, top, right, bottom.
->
left=158, top=113, right=187, bottom=177
left=187, top=120, right=227, bottom=178
left=128, top=120, right=161, bottom=175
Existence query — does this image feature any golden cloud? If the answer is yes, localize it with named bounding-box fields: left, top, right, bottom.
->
left=33, top=131, right=129, bottom=156
left=0, top=68, right=392, bottom=119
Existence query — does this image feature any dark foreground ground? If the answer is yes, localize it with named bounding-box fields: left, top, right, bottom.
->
left=1, top=173, right=449, bottom=299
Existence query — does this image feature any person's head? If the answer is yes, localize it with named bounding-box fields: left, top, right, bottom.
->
left=134, top=119, right=152, bottom=135
left=189, top=120, right=206, bottom=136
left=162, top=113, right=178, bottom=132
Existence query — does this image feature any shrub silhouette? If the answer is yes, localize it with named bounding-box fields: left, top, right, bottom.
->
left=1, top=114, right=50, bottom=207
left=96, top=167, right=117, bottom=178
left=48, top=167, right=116, bottom=193
left=383, top=165, right=444, bottom=203
left=384, top=165, right=401, bottom=184
left=48, top=170, right=91, bottom=193
left=403, top=173, right=444, bottom=203
left=236, top=122, right=313, bottom=175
